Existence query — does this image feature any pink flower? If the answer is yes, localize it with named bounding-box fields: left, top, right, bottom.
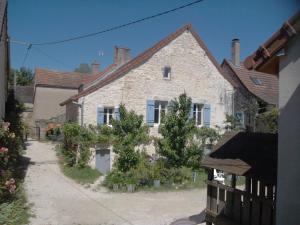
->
left=0, top=147, right=8, bottom=153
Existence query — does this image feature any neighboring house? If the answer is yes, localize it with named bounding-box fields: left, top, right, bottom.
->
left=60, top=24, right=235, bottom=173
left=244, top=11, right=300, bottom=225
left=202, top=131, right=277, bottom=225
left=0, top=0, right=9, bottom=119
left=221, top=39, right=278, bottom=131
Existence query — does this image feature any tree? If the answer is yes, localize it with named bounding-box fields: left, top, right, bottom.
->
left=74, top=63, right=92, bottom=73
left=110, top=105, right=150, bottom=172
left=255, top=107, right=278, bottom=133
left=9, top=67, right=34, bottom=86
left=156, top=93, right=197, bottom=168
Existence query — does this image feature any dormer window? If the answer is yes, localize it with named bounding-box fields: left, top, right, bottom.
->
left=163, top=66, right=171, bottom=79
left=250, top=76, right=262, bottom=85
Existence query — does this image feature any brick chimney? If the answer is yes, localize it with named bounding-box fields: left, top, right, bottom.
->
left=91, top=61, right=100, bottom=74
left=114, top=46, right=131, bottom=66
left=231, top=39, right=240, bottom=67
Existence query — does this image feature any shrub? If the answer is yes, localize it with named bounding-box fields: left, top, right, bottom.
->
left=110, top=105, right=150, bottom=172
left=104, top=169, right=126, bottom=188
left=62, top=123, right=96, bottom=168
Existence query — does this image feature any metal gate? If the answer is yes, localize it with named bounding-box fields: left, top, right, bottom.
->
left=95, top=149, right=110, bottom=174
left=26, top=126, right=40, bottom=140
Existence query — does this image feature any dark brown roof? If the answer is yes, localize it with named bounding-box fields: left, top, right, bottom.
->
left=202, top=131, right=278, bottom=184
left=244, top=10, right=300, bottom=70
left=61, top=24, right=236, bottom=106
left=15, top=86, right=34, bottom=104
left=223, top=59, right=278, bottom=105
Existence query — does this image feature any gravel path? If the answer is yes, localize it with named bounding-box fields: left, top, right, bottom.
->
left=24, top=140, right=207, bottom=225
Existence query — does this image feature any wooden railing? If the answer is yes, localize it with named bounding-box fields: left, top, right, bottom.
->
left=206, top=180, right=276, bottom=225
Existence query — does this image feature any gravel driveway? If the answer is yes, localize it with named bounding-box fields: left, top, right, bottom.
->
left=24, top=140, right=207, bottom=225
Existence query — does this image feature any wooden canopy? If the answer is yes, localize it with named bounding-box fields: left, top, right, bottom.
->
left=202, top=131, right=277, bottom=184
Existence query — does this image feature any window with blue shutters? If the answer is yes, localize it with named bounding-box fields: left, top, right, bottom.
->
left=235, top=111, right=245, bottom=126
left=114, top=106, right=120, bottom=121
left=146, top=100, right=155, bottom=126
left=193, top=104, right=203, bottom=126
left=203, top=104, right=211, bottom=127
left=97, top=106, right=104, bottom=126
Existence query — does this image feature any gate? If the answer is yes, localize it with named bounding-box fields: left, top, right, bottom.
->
left=26, top=126, right=40, bottom=140
left=95, top=149, right=110, bottom=174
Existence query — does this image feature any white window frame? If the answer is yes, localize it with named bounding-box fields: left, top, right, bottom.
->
left=193, top=104, right=203, bottom=127
left=154, top=101, right=168, bottom=125
left=103, top=107, right=114, bottom=125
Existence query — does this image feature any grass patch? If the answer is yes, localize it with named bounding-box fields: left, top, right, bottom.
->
left=56, top=144, right=101, bottom=184
left=0, top=187, right=31, bottom=225
left=62, top=166, right=101, bottom=184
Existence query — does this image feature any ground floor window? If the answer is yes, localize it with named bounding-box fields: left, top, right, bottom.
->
left=103, top=108, right=114, bottom=125
left=154, top=101, right=168, bottom=124
left=193, top=104, right=203, bottom=126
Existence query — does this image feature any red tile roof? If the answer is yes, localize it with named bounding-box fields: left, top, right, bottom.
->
left=223, top=59, right=278, bottom=105
left=244, top=11, right=300, bottom=70
left=60, top=24, right=236, bottom=106
left=35, top=64, right=117, bottom=89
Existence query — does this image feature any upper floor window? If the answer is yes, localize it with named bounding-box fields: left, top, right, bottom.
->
left=103, top=107, right=114, bottom=125
left=154, top=101, right=168, bottom=124
left=193, top=104, right=203, bottom=126
left=163, top=66, right=171, bottom=79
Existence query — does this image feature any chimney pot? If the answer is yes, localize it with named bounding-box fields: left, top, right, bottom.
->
left=114, top=46, right=131, bottom=66
left=231, top=39, right=240, bottom=66
left=91, top=61, right=100, bottom=74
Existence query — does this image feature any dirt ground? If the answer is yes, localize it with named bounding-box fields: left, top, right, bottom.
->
left=24, top=140, right=207, bottom=225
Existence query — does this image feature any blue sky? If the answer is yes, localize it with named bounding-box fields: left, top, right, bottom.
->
left=9, top=0, right=299, bottom=72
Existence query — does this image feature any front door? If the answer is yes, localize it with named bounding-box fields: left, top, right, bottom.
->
left=95, top=149, right=110, bottom=174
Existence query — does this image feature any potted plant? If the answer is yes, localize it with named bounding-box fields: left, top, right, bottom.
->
left=151, top=164, right=161, bottom=188
left=125, top=173, right=137, bottom=193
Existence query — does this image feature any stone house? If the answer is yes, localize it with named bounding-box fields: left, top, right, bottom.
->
left=0, top=0, right=9, bottom=119
left=221, top=39, right=278, bottom=131
left=60, top=24, right=236, bottom=173
left=243, top=11, right=300, bottom=225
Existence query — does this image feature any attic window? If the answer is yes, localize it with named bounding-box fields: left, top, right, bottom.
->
left=163, top=66, right=171, bottom=79
left=250, top=76, right=262, bottom=85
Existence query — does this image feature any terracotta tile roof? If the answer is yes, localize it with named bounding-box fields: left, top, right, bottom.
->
left=202, top=131, right=278, bottom=184
left=35, top=68, right=87, bottom=89
left=34, top=64, right=117, bottom=89
left=244, top=10, right=300, bottom=70
left=223, top=59, right=278, bottom=105
left=60, top=24, right=236, bottom=106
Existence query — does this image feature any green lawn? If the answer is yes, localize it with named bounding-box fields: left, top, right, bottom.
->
left=62, top=166, right=101, bottom=184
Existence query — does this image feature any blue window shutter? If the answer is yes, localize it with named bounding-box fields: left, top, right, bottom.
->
left=114, top=106, right=120, bottom=121
left=203, top=104, right=211, bottom=127
left=189, top=103, right=194, bottom=120
left=97, top=106, right=104, bottom=125
left=235, top=112, right=245, bottom=126
left=146, top=100, right=155, bottom=127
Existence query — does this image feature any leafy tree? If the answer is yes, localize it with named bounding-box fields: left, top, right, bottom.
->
left=9, top=67, right=34, bottom=86
left=255, top=107, right=278, bottom=133
left=62, top=123, right=96, bottom=168
left=74, top=63, right=92, bottom=73
left=224, top=114, right=242, bottom=131
left=156, top=93, right=197, bottom=168
left=110, top=105, right=150, bottom=172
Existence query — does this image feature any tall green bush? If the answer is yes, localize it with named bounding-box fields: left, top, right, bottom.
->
left=110, top=105, right=150, bottom=172
left=156, top=93, right=197, bottom=168
left=62, top=123, right=95, bottom=168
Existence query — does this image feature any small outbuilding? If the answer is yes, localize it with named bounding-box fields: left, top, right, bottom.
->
left=202, top=131, right=277, bottom=225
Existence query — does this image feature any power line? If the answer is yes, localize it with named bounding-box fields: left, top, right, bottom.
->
left=32, top=46, right=72, bottom=68
left=30, top=0, right=204, bottom=46
left=21, top=44, right=32, bottom=67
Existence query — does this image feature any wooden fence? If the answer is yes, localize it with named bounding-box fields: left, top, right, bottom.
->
left=206, top=180, right=276, bottom=225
